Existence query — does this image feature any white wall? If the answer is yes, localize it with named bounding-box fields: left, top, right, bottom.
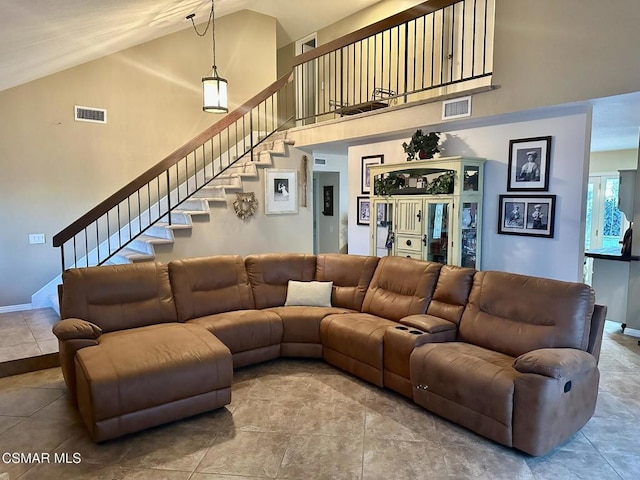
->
left=348, top=107, right=591, bottom=282
left=590, top=149, right=638, bottom=174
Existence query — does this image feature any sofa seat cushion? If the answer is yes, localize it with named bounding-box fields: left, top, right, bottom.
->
left=320, top=313, right=397, bottom=370
left=267, top=306, right=355, bottom=344
left=75, top=323, right=232, bottom=442
left=410, top=342, right=519, bottom=445
left=187, top=310, right=282, bottom=354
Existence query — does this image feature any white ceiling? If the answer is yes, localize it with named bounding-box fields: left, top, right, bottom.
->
left=0, top=0, right=638, bottom=152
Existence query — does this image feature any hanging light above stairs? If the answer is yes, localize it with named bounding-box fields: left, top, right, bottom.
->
left=187, top=0, right=228, bottom=113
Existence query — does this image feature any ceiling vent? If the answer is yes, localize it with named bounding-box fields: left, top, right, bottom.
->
left=314, top=158, right=327, bottom=166
left=75, top=105, right=107, bottom=124
left=442, top=96, right=471, bottom=120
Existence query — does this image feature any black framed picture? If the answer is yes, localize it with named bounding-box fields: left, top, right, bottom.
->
left=323, top=185, right=334, bottom=216
left=361, top=155, right=384, bottom=194
left=507, top=136, right=551, bottom=192
left=356, top=196, right=371, bottom=225
left=498, top=194, right=556, bottom=238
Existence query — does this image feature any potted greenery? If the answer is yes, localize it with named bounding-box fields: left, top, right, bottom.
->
left=402, top=129, right=440, bottom=160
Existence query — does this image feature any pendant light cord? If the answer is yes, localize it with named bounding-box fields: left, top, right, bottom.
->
left=187, top=0, right=217, bottom=68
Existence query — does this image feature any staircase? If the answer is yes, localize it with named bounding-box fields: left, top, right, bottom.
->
left=103, top=133, right=294, bottom=265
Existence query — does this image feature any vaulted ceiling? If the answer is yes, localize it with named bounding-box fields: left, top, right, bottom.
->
left=0, top=0, right=380, bottom=93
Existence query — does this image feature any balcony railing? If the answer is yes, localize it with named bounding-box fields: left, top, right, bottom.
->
left=293, top=0, right=493, bottom=122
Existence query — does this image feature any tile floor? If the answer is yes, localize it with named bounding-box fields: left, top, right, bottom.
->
left=0, top=321, right=638, bottom=479
left=0, top=309, right=59, bottom=362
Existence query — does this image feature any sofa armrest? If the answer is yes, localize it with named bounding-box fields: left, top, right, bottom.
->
left=400, top=314, right=457, bottom=334
left=53, top=318, right=102, bottom=341
left=513, top=348, right=596, bottom=380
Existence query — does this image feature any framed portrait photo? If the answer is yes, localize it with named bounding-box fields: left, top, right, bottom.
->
left=507, top=136, right=551, bottom=191
left=498, top=194, right=556, bottom=238
left=361, top=155, right=384, bottom=194
left=264, top=169, right=298, bottom=215
left=356, top=196, right=371, bottom=225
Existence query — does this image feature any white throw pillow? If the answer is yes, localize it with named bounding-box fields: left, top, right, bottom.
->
left=284, top=280, right=333, bottom=307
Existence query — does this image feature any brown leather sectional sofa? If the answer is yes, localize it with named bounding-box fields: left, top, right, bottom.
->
left=52, top=253, right=606, bottom=456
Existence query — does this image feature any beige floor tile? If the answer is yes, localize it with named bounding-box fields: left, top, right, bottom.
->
left=581, top=416, right=640, bottom=456
left=36, top=338, right=59, bottom=354
left=526, top=447, right=621, bottom=479
left=0, top=324, right=37, bottom=348
left=231, top=398, right=302, bottom=433
left=600, top=452, right=640, bottom=480
left=278, top=433, right=364, bottom=479
left=0, top=342, right=42, bottom=362
left=0, top=367, right=65, bottom=390
left=363, top=437, right=448, bottom=479
left=0, top=386, right=64, bottom=416
left=444, top=438, right=534, bottom=479
left=294, top=399, right=365, bottom=437
left=196, top=430, right=289, bottom=478
left=119, top=422, right=216, bottom=472
left=15, top=462, right=122, bottom=480
left=0, top=415, right=23, bottom=435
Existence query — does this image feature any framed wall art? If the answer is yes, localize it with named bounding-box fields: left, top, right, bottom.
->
left=323, top=185, right=334, bottom=216
left=356, top=196, right=371, bottom=225
left=264, top=169, right=298, bottom=214
left=498, top=194, right=556, bottom=238
left=361, top=154, right=384, bottom=194
left=507, top=136, right=551, bottom=191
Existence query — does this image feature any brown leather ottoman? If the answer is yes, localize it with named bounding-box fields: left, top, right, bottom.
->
left=74, top=323, right=233, bottom=442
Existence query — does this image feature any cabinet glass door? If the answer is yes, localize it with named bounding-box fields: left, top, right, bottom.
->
left=461, top=202, right=478, bottom=268
left=425, top=202, right=450, bottom=264
left=372, top=199, right=394, bottom=257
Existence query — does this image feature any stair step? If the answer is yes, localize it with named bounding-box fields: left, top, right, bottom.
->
left=109, top=248, right=155, bottom=264
left=176, top=199, right=210, bottom=211
left=192, top=186, right=228, bottom=201
left=207, top=175, right=243, bottom=189
left=146, top=225, right=176, bottom=240
left=219, top=163, right=258, bottom=177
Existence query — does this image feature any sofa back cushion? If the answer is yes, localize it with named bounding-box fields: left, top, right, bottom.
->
left=169, top=255, right=255, bottom=322
left=459, top=271, right=595, bottom=357
left=362, top=256, right=442, bottom=321
left=245, top=254, right=317, bottom=309
left=426, top=265, right=476, bottom=324
left=61, top=262, right=177, bottom=333
left=315, top=254, right=379, bottom=310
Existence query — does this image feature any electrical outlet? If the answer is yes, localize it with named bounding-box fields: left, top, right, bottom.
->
left=28, top=233, right=45, bottom=244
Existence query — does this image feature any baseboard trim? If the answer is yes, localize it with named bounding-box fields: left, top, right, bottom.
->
left=0, top=303, right=32, bottom=313
left=623, top=327, right=640, bottom=338
left=0, top=353, right=60, bottom=378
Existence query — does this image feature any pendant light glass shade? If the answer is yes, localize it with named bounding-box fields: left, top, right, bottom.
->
left=188, top=0, right=228, bottom=114
left=203, top=66, right=228, bottom=113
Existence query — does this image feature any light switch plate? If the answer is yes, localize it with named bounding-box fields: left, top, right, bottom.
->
left=28, top=233, right=45, bottom=244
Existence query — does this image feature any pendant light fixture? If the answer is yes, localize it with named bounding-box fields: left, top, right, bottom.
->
left=187, top=0, right=228, bottom=113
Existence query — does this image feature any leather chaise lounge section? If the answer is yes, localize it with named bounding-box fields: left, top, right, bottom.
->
left=52, top=253, right=606, bottom=456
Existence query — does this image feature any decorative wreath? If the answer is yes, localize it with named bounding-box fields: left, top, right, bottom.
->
left=233, top=192, right=258, bottom=220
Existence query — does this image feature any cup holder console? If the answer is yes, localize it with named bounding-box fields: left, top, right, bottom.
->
left=394, top=325, right=423, bottom=335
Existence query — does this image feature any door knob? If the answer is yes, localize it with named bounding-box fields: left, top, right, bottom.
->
left=406, top=239, right=412, bottom=246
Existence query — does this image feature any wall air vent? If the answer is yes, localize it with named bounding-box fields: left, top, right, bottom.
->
left=442, top=96, right=471, bottom=120
left=314, top=158, right=327, bottom=166
left=74, top=105, right=107, bottom=124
